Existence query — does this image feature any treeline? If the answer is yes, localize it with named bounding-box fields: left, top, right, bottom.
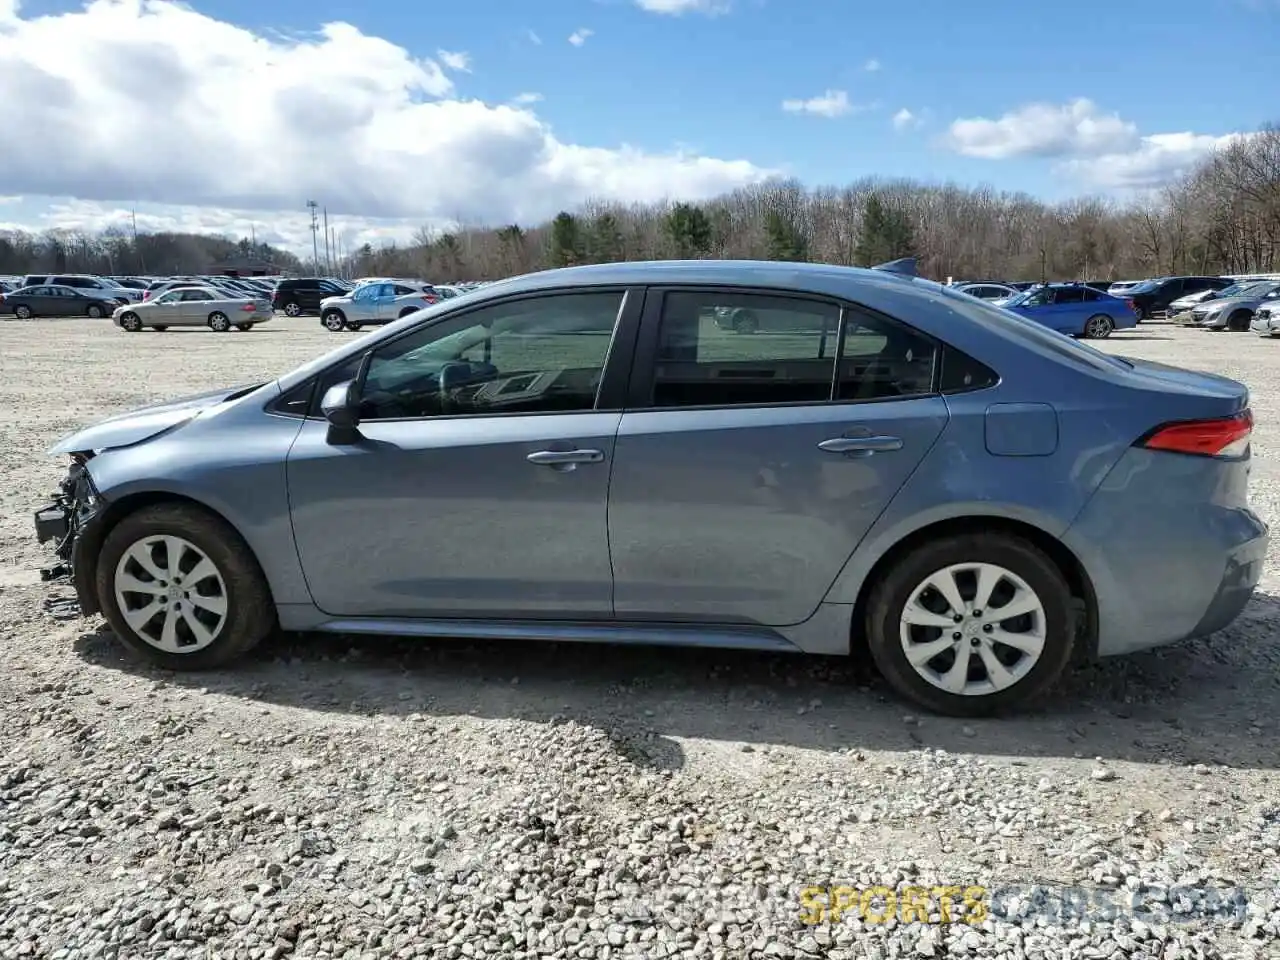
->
left=2, top=124, right=1276, bottom=283
left=0, top=231, right=303, bottom=277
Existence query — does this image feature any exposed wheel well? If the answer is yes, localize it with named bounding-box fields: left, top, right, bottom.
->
left=80, top=491, right=276, bottom=614
left=848, top=516, right=1099, bottom=663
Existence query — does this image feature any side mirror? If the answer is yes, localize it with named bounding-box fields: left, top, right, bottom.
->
left=320, top=380, right=361, bottom=444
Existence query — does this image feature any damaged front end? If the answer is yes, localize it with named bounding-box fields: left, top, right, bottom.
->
left=34, top=453, right=107, bottom=617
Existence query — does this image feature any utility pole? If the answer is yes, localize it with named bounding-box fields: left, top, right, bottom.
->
left=330, top=226, right=339, bottom=278
left=322, top=207, right=331, bottom=275
left=131, top=208, right=145, bottom=273
left=306, top=200, right=320, bottom=274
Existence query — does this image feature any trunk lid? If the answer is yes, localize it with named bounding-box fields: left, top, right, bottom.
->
left=1119, top=357, right=1249, bottom=419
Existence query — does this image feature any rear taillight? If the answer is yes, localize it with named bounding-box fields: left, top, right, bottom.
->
left=143, top=291, right=151, bottom=300
left=1124, top=298, right=1135, bottom=313
left=240, top=302, right=255, bottom=312
left=422, top=295, right=437, bottom=303
left=1140, top=410, right=1253, bottom=458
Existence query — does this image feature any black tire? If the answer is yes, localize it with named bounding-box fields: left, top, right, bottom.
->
left=322, top=310, right=346, bottom=332
left=1132, top=306, right=1146, bottom=323
left=235, top=323, right=253, bottom=331
left=732, top=309, right=759, bottom=334
left=283, top=301, right=302, bottom=317
left=345, top=322, right=363, bottom=331
left=398, top=307, right=418, bottom=319
left=119, top=313, right=142, bottom=332
left=208, top=311, right=231, bottom=332
left=864, top=533, right=1076, bottom=717
left=153, top=326, right=168, bottom=332
left=95, top=504, right=275, bottom=670
left=14, top=305, right=32, bottom=320
left=86, top=303, right=105, bottom=319
left=1228, top=310, right=1251, bottom=332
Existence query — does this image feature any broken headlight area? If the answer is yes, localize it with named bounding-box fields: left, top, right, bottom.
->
left=35, top=453, right=102, bottom=584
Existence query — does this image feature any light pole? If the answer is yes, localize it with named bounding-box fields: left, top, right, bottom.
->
left=306, top=200, right=320, bottom=274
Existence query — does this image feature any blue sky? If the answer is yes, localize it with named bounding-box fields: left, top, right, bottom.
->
left=0, top=0, right=1276, bottom=253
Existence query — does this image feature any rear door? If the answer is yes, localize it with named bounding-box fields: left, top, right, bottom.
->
left=180, top=288, right=216, bottom=321
left=607, top=287, right=949, bottom=627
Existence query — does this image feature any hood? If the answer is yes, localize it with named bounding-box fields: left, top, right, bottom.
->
left=48, top=382, right=264, bottom=456
left=1197, top=295, right=1255, bottom=312
left=320, top=294, right=351, bottom=307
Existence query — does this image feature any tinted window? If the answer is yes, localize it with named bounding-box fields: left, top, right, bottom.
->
left=1081, top=287, right=1101, bottom=301
left=837, top=309, right=937, bottom=401
left=1054, top=287, right=1085, bottom=304
left=651, top=291, right=838, bottom=408
left=182, top=290, right=214, bottom=302
left=939, top=345, right=999, bottom=394
left=358, top=291, right=624, bottom=420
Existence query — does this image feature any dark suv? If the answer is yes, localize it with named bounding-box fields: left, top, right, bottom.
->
left=1125, top=276, right=1233, bottom=321
left=272, top=278, right=351, bottom=317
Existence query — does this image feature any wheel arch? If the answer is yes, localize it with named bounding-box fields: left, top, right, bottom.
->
left=78, top=490, right=279, bottom=616
left=846, top=515, right=1099, bottom=662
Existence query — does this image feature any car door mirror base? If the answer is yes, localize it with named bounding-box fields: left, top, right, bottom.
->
left=321, top=380, right=362, bottom=444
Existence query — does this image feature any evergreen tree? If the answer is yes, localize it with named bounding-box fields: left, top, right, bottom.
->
left=854, top=194, right=917, bottom=266
left=549, top=212, right=583, bottom=267
left=664, top=202, right=713, bottom=258
left=764, top=211, right=808, bottom=261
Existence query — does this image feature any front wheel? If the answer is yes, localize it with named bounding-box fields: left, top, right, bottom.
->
left=87, top=304, right=105, bottom=319
left=208, top=312, right=231, bottom=332
left=119, top=312, right=142, bottom=332
left=95, top=504, right=275, bottom=670
left=283, top=302, right=302, bottom=317
left=321, top=310, right=346, bottom=332
left=864, top=533, right=1076, bottom=717
left=15, top=305, right=32, bottom=320
left=1083, top=314, right=1114, bottom=339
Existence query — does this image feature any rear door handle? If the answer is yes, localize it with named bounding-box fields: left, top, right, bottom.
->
left=527, top=449, right=605, bottom=467
left=818, top=435, right=903, bottom=455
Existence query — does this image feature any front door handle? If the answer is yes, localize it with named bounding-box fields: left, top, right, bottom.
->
left=527, top=449, right=605, bottom=467
left=818, top=435, right=903, bottom=455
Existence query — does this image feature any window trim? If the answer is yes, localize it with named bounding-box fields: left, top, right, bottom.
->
left=626, top=284, right=945, bottom=413
left=266, top=284, right=647, bottom=423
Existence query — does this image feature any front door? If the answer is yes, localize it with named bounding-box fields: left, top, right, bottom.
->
left=608, top=288, right=948, bottom=627
left=286, top=288, right=637, bottom=619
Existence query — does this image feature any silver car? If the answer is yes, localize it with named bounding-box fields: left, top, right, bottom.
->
left=1250, top=302, right=1280, bottom=337
left=319, top=281, right=439, bottom=332
left=1189, top=280, right=1280, bottom=330
left=113, top=286, right=274, bottom=332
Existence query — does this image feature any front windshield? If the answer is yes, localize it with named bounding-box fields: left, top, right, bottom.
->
left=1216, top=282, right=1265, bottom=299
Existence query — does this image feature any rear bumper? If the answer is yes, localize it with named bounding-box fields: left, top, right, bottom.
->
left=1063, top=448, right=1269, bottom=657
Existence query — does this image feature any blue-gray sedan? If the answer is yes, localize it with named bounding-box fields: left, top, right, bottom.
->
left=33, top=259, right=1268, bottom=716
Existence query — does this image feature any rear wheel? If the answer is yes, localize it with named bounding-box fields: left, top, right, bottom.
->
left=95, top=504, right=275, bottom=670
left=322, top=310, right=346, bottom=332
left=1228, top=310, right=1252, bottom=332
left=15, top=305, right=33, bottom=320
left=283, top=301, right=302, bottom=317
left=119, top=312, right=142, bottom=332
left=153, top=326, right=168, bottom=332
left=345, top=321, right=363, bottom=331
left=86, top=304, right=105, bottom=319
left=235, top=323, right=253, bottom=331
left=1083, top=314, right=1114, bottom=339
left=1132, top=305, right=1146, bottom=323
left=208, top=312, right=231, bottom=332
left=398, top=307, right=419, bottom=319
left=864, top=533, right=1076, bottom=717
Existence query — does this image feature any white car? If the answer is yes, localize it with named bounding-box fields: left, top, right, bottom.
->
left=955, top=282, right=1020, bottom=304
left=1106, top=280, right=1143, bottom=297
left=1165, top=288, right=1221, bottom=320
left=318, top=281, right=441, bottom=332
left=1250, top=303, right=1279, bottom=337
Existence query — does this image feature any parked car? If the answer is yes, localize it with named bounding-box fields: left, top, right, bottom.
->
left=1106, top=280, right=1143, bottom=297
left=1250, top=302, right=1280, bottom=338
left=273, top=277, right=352, bottom=317
left=31, top=259, right=1267, bottom=717
left=1164, top=288, right=1222, bottom=319
left=319, top=281, right=440, bottom=332
left=0, top=284, right=128, bottom=319
left=955, top=282, right=1020, bottom=303
left=1123, top=276, right=1233, bottom=321
left=112, top=286, right=273, bottom=332
left=1002, top=283, right=1137, bottom=338
left=1187, top=280, right=1280, bottom=331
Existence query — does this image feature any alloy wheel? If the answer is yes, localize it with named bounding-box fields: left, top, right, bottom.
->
left=898, top=562, right=1047, bottom=697
left=113, top=535, right=229, bottom=654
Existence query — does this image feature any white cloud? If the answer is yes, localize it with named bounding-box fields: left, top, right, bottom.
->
left=945, top=98, right=1138, bottom=159
left=781, top=89, right=861, bottom=119
left=892, top=108, right=920, bottom=131
left=511, top=92, right=543, bottom=105
left=568, top=28, right=593, bottom=46
left=0, top=1, right=771, bottom=234
left=634, top=0, right=731, bottom=14
left=1059, top=131, right=1253, bottom=189
left=437, top=49, right=471, bottom=72
left=863, top=58, right=880, bottom=72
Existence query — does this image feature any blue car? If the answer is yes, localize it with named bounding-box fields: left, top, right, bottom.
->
left=32, top=259, right=1266, bottom=716
left=1003, top=283, right=1138, bottom=339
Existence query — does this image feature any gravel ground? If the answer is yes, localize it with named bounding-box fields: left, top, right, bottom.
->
left=1, top=318, right=1279, bottom=960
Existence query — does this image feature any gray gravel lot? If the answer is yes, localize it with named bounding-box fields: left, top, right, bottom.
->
left=1, top=318, right=1278, bottom=959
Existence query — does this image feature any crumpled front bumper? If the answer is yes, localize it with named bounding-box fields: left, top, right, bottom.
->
left=33, top=459, right=107, bottom=616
